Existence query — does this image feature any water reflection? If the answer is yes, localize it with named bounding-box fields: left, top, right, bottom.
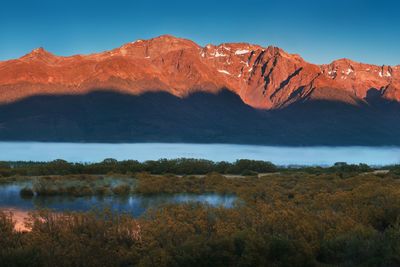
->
left=0, top=183, right=236, bottom=217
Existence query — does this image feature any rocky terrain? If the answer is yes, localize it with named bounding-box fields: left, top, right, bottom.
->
left=1, top=35, right=399, bottom=109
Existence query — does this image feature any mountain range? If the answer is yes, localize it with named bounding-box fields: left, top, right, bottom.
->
left=1, top=35, right=400, bottom=145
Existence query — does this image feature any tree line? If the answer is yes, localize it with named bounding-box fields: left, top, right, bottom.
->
left=0, top=158, right=390, bottom=177
left=0, top=158, right=278, bottom=177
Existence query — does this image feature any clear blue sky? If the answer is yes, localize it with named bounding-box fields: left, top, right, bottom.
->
left=1, top=0, right=399, bottom=65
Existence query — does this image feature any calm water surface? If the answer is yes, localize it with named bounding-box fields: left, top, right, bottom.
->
left=0, top=142, right=399, bottom=165
left=0, top=182, right=236, bottom=217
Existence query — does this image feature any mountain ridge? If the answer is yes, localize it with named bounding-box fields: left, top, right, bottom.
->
left=1, top=35, right=399, bottom=109
left=1, top=89, right=400, bottom=145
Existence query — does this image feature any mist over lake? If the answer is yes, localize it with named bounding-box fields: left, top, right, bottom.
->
left=0, top=142, right=399, bottom=166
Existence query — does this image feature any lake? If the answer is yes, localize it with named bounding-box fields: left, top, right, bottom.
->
left=0, top=182, right=237, bottom=217
left=0, top=142, right=399, bottom=166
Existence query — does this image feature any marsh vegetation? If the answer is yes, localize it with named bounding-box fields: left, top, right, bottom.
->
left=1, top=159, right=400, bottom=266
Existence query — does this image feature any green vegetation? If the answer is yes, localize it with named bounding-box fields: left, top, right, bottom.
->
left=112, top=184, right=131, bottom=195
left=2, top=158, right=391, bottom=197
left=1, top=158, right=393, bottom=180
left=24, top=175, right=135, bottom=197
left=1, top=159, right=400, bottom=266
left=0, top=158, right=278, bottom=177
left=1, top=167, right=400, bottom=266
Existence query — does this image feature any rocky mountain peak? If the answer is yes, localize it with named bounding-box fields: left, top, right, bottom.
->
left=0, top=35, right=398, bottom=109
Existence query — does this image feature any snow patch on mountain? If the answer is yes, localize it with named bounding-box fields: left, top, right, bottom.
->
left=218, top=70, right=231, bottom=75
left=235, top=49, right=250, bottom=55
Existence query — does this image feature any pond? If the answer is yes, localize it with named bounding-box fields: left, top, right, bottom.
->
left=0, top=181, right=237, bottom=217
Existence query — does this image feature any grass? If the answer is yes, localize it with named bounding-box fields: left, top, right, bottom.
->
left=3, top=170, right=400, bottom=199
left=2, top=170, right=400, bottom=267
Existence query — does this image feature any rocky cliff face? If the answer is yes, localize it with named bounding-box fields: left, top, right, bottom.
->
left=0, top=35, right=399, bottom=109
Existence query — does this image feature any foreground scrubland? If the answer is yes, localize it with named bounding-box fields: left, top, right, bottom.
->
left=1, top=159, right=400, bottom=267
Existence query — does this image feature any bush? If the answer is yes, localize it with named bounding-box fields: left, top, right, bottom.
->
left=2, top=172, right=400, bottom=266
left=33, top=180, right=57, bottom=196
left=228, top=159, right=277, bottom=174
left=19, top=187, right=34, bottom=198
left=95, top=186, right=110, bottom=195
left=72, top=186, right=93, bottom=197
left=112, top=184, right=131, bottom=195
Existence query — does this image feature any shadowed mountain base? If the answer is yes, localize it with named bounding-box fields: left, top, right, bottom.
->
left=0, top=89, right=400, bottom=145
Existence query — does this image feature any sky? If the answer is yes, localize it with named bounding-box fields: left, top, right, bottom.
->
left=0, top=0, right=399, bottom=65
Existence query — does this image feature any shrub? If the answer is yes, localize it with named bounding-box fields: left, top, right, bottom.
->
left=95, top=186, right=110, bottom=195
left=112, top=184, right=131, bottom=195
left=19, top=187, right=34, bottom=198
